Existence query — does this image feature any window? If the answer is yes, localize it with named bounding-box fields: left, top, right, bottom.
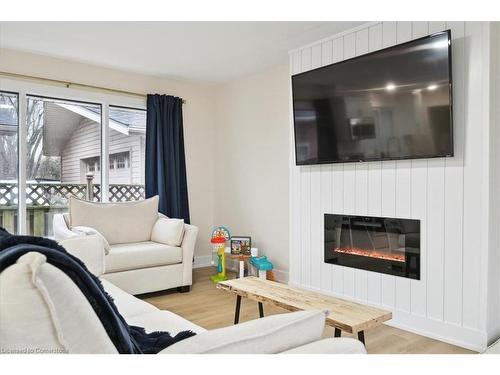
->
left=26, top=96, right=102, bottom=236
left=0, top=80, right=146, bottom=237
left=0, top=92, right=19, bottom=234
left=83, top=156, right=101, bottom=173
left=108, top=106, right=146, bottom=202
left=109, top=152, right=130, bottom=170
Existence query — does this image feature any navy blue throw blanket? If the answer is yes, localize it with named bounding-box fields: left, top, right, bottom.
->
left=0, top=228, right=195, bottom=354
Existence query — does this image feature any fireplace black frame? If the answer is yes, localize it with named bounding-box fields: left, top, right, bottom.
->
left=324, top=214, right=421, bottom=280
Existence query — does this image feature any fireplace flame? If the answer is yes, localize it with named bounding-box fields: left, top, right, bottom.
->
left=334, top=247, right=405, bottom=262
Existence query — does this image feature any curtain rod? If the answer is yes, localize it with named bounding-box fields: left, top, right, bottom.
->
left=0, top=71, right=186, bottom=104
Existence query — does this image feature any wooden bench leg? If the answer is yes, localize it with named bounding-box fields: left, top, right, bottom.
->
left=258, top=302, right=264, bottom=318
left=334, top=328, right=342, bottom=337
left=234, top=295, right=242, bottom=324
left=357, top=330, right=365, bottom=345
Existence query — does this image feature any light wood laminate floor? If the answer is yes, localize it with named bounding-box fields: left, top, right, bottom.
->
left=140, top=267, right=474, bottom=354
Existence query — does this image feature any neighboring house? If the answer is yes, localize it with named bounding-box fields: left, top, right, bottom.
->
left=44, top=102, right=146, bottom=185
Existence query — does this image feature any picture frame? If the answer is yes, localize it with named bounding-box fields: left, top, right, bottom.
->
left=230, top=236, right=252, bottom=255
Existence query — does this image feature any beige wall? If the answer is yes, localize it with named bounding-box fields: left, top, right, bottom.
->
left=0, top=48, right=217, bottom=259
left=214, top=64, right=290, bottom=278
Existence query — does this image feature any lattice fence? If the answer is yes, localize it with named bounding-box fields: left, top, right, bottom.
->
left=0, top=183, right=144, bottom=206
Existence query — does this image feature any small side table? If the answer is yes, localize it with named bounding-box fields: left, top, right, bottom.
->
left=227, top=254, right=251, bottom=278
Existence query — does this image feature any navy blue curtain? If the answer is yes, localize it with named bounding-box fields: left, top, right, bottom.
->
left=145, top=94, right=190, bottom=223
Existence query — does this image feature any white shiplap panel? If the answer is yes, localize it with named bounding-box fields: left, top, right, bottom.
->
left=309, top=43, right=323, bottom=290
left=355, top=28, right=369, bottom=55
left=426, top=159, right=446, bottom=321
left=394, top=21, right=414, bottom=313
left=379, top=22, right=398, bottom=309
left=320, top=164, right=333, bottom=291
left=408, top=20, right=429, bottom=318
left=332, top=38, right=343, bottom=63
left=443, top=21, right=465, bottom=326
left=429, top=21, right=446, bottom=34
left=344, top=32, right=356, bottom=59
left=410, top=159, right=428, bottom=317
left=379, top=20, right=397, bottom=312
left=310, top=166, right=322, bottom=290
left=321, top=40, right=333, bottom=66
left=424, top=22, right=448, bottom=323
left=366, top=22, right=383, bottom=306
left=354, top=28, right=369, bottom=302
left=381, top=160, right=397, bottom=308
left=311, top=44, right=322, bottom=69
left=343, top=162, right=356, bottom=296
left=289, top=51, right=301, bottom=285
left=299, top=47, right=312, bottom=287
left=318, top=39, right=333, bottom=292
left=300, top=166, right=311, bottom=287
left=382, top=22, right=397, bottom=48
left=332, top=164, right=344, bottom=295
left=412, top=22, right=428, bottom=38
left=397, top=22, right=412, bottom=43
left=462, top=22, right=483, bottom=329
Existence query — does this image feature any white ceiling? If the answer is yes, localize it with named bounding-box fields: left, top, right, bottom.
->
left=0, top=21, right=364, bottom=83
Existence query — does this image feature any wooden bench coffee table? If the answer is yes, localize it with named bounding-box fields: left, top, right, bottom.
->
left=217, top=276, right=392, bottom=345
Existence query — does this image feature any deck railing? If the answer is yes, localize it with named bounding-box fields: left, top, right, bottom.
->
left=0, top=182, right=145, bottom=236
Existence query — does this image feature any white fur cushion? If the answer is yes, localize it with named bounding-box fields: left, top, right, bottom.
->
left=161, top=310, right=327, bottom=354
left=71, top=226, right=111, bottom=254
left=151, top=217, right=185, bottom=246
left=0, top=252, right=117, bottom=354
left=69, top=196, right=159, bottom=245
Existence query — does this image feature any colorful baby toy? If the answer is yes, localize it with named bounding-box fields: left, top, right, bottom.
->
left=210, top=226, right=231, bottom=283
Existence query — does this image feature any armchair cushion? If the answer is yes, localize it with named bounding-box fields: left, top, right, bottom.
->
left=151, top=217, right=185, bottom=246
left=161, top=310, right=327, bottom=354
left=106, top=242, right=182, bottom=273
left=68, top=196, right=159, bottom=245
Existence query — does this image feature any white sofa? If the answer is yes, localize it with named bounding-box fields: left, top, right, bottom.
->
left=53, top=196, right=197, bottom=295
left=0, top=235, right=367, bottom=354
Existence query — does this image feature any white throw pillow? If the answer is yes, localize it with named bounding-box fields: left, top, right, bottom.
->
left=0, top=252, right=117, bottom=354
left=151, top=217, right=185, bottom=246
left=69, top=196, right=159, bottom=245
left=71, top=226, right=111, bottom=254
left=160, top=310, right=327, bottom=354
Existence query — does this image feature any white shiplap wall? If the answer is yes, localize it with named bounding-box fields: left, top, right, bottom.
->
left=289, top=22, right=493, bottom=351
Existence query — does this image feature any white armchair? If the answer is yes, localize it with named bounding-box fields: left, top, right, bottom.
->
left=53, top=196, right=198, bottom=295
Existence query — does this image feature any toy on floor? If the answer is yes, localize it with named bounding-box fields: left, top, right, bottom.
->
left=249, top=256, right=275, bottom=281
left=210, top=226, right=231, bottom=283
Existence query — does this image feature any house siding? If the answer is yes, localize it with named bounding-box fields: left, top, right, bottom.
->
left=61, top=118, right=144, bottom=185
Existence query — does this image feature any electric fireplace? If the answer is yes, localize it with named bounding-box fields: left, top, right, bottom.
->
left=324, top=214, right=420, bottom=280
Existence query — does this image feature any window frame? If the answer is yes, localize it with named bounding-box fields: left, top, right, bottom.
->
left=0, top=77, right=146, bottom=234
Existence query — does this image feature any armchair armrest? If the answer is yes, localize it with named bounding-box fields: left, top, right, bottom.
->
left=59, top=235, right=106, bottom=276
left=181, top=223, right=198, bottom=286
left=53, top=213, right=77, bottom=241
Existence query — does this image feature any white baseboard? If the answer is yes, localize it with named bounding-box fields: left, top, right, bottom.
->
left=193, top=255, right=211, bottom=269
left=272, top=269, right=289, bottom=283
left=288, top=281, right=487, bottom=352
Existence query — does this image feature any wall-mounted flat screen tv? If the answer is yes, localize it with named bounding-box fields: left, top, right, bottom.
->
left=292, top=30, right=453, bottom=165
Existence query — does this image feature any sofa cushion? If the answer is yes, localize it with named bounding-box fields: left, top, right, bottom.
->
left=161, top=310, right=326, bottom=354
left=126, top=311, right=206, bottom=336
left=0, top=252, right=117, bottom=354
left=151, top=217, right=185, bottom=246
left=105, top=241, right=182, bottom=273
left=68, top=196, right=159, bottom=245
left=281, top=337, right=367, bottom=354
left=100, top=279, right=158, bottom=318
